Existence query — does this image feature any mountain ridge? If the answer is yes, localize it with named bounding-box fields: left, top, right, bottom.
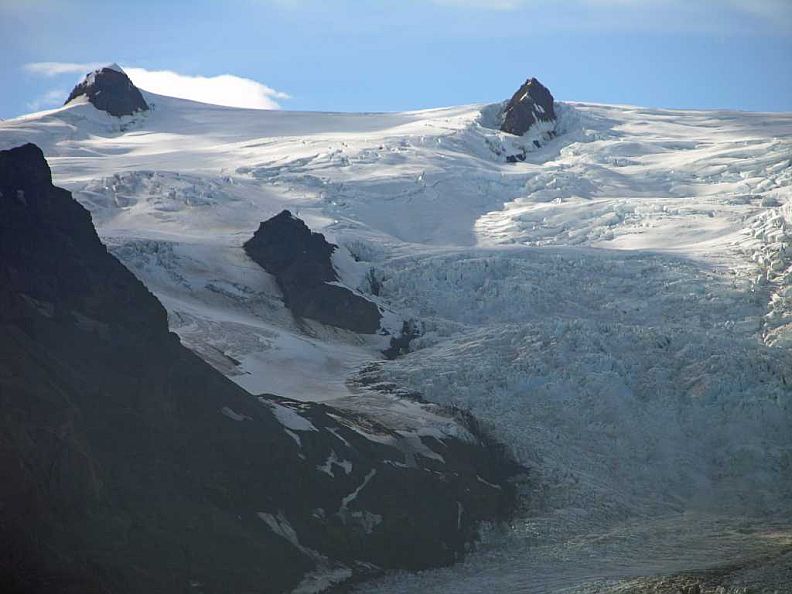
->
left=0, top=142, right=516, bottom=593
left=1, top=75, right=790, bottom=592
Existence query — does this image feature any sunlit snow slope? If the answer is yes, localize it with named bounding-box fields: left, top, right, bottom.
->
left=1, top=92, right=790, bottom=592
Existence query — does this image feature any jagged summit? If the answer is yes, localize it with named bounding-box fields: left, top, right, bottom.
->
left=244, top=210, right=383, bottom=333
left=500, top=77, right=555, bottom=136
left=65, top=64, right=148, bottom=117
left=0, top=142, right=53, bottom=193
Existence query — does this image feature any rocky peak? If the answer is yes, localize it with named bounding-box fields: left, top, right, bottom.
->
left=0, top=142, right=53, bottom=195
left=65, top=64, right=148, bottom=117
left=244, top=210, right=382, bottom=333
left=0, top=143, right=167, bottom=336
left=0, top=145, right=516, bottom=592
left=500, top=77, right=556, bottom=136
left=247, top=209, right=337, bottom=282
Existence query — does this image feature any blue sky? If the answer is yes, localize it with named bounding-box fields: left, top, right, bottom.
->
left=1, top=0, right=791, bottom=118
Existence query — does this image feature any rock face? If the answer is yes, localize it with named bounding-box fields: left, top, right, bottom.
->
left=383, top=319, right=423, bottom=359
left=65, top=64, right=148, bottom=117
left=244, top=210, right=382, bottom=333
left=0, top=144, right=516, bottom=593
left=500, top=77, right=556, bottom=136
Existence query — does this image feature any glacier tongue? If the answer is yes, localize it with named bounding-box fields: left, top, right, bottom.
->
left=1, top=92, right=791, bottom=591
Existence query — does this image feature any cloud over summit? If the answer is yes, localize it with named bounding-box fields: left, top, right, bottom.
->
left=24, top=63, right=290, bottom=110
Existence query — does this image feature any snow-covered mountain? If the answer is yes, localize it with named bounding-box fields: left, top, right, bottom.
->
left=2, top=66, right=791, bottom=592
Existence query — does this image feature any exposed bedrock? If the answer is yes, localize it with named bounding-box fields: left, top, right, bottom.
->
left=65, top=64, right=148, bottom=117
left=244, top=210, right=383, bottom=334
left=500, top=77, right=556, bottom=136
left=0, top=144, right=516, bottom=593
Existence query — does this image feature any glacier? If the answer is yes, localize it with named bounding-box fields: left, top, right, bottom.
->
left=1, top=88, right=790, bottom=592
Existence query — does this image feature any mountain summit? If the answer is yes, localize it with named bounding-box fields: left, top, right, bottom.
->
left=500, top=77, right=555, bottom=136
left=65, top=64, right=148, bottom=117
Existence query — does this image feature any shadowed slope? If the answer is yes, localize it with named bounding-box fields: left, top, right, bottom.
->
left=0, top=144, right=515, bottom=593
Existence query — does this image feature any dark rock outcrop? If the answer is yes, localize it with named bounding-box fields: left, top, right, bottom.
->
left=65, top=65, right=148, bottom=117
left=500, top=77, right=555, bottom=136
left=383, top=319, right=423, bottom=359
left=244, top=210, right=382, bottom=333
left=0, top=144, right=516, bottom=593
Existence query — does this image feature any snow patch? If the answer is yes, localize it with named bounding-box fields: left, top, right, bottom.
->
left=260, top=399, right=318, bottom=432
left=340, top=469, right=377, bottom=511
left=317, top=450, right=353, bottom=477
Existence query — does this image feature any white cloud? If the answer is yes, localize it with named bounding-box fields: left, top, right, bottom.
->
left=432, top=0, right=790, bottom=8
left=123, top=68, right=289, bottom=110
left=24, top=62, right=103, bottom=77
left=427, top=0, right=791, bottom=33
left=725, top=0, right=792, bottom=28
left=23, top=62, right=290, bottom=110
left=27, top=88, right=68, bottom=111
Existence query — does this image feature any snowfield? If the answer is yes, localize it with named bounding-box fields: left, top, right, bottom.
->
left=1, top=90, right=790, bottom=592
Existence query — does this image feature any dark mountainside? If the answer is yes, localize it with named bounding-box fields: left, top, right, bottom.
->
left=0, top=144, right=516, bottom=594
left=500, top=77, right=556, bottom=136
left=244, top=210, right=383, bottom=334
left=65, top=66, right=148, bottom=117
